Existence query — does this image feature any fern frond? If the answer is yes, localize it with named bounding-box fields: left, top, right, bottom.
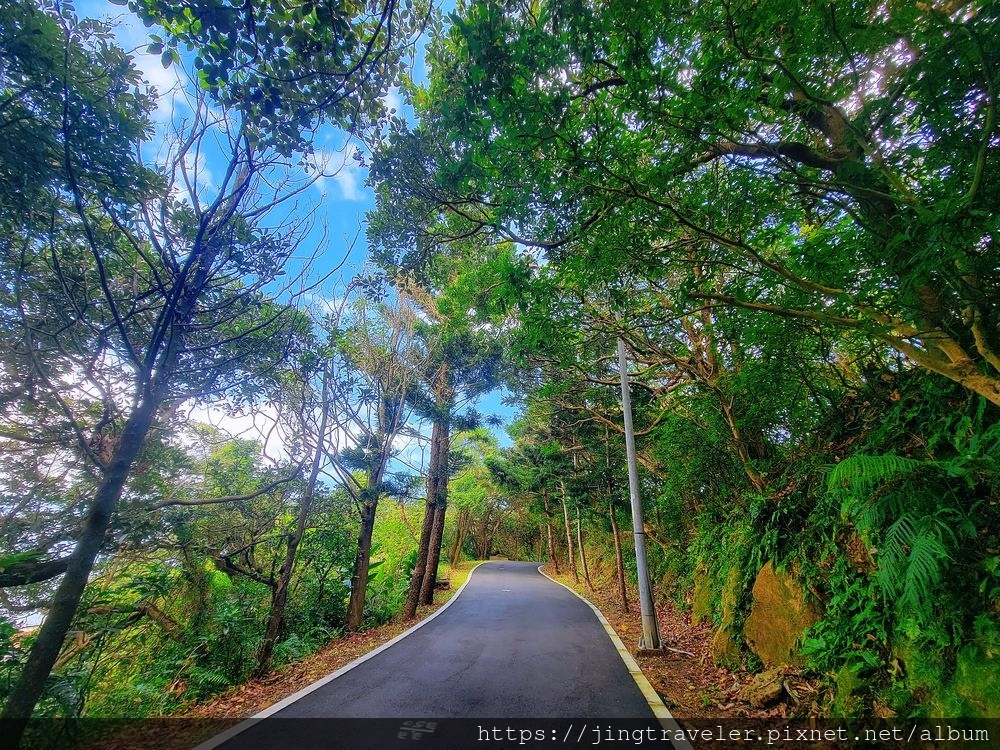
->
left=883, top=513, right=916, bottom=554
left=189, top=667, right=230, bottom=691
left=877, top=513, right=915, bottom=599
left=886, top=519, right=950, bottom=624
left=829, top=454, right=927, bottom=496
left=900, top=533, right=948, bottom=612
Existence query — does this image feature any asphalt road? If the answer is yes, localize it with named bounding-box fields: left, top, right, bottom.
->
left=200, top=561, right=662, bottom=749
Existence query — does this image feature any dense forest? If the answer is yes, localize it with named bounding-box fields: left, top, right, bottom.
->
left=1, top=0, right=998, bottom=741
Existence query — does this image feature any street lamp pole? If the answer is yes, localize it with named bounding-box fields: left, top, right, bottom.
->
left=617, top=337, right=662, bottom=650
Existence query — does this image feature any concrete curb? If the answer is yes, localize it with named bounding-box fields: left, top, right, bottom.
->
left=536, top=565, right=695, bottom=750
left=192, top=561, right=488, bottom=750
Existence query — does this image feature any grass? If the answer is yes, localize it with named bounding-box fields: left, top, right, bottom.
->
left=76, top=561, right=485, bottom=750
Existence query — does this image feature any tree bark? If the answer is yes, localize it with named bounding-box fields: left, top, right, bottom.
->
left=402, top=419, right=441, bottom=619
left=476, top=508, right=491, bottom=559
left=345, top=489, right=378, bottom=631
left=450, top=507, right=470, bottom=569
left=561, top=482, right=579, bottom=583
left=0, top=556, right=71, bottom=588
left=610, top=500, right=629, bottom=612
left=421, top=499, right=446, bottom=604
left=420, top=420, right=450, bottom=604
left=1, top=397, right=155, bottom=723
left=604, top=427, right=629, bottom=611
left=576, top=506, right=593, bottom=592
left=542, top=490, right=559, bottom=573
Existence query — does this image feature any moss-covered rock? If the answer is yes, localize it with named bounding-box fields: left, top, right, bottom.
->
left=710, top=565, right=743, bottom=668
left=692, top=569, right=712, bottom=625
left=832, top=665, right=865, bottom=716
left=710, top=624, right=741, bottom=667
left=743, top=561, right=821, bottom=667
left=950, top=644, right=1000, bottom=716
left=899, top=638, right=1000, bottom=717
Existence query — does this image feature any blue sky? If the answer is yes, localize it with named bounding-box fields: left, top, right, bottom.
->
left=77, top=0, right=514, bottom=452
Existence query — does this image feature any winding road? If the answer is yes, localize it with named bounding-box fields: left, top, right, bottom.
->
left=197, top=561, right=682, bottom=749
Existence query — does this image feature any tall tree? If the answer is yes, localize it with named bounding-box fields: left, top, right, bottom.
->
left=395, top=272, right=505, bottom=617
left=372, top=0, right=1000, bottom=404
left=130, top=0, right=430, bottom=153
left=324, top=294, right=422, bottom=631
left=254, top=362, right=333, bottom=676
left=0, top=5, right=323, bottom=729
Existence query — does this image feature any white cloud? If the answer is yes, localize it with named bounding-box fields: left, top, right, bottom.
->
left=331, top=163, right=366, bottom=201
left=78, top=2, right=186, bottom=122
left=133, top=53, right=186, bottom=122
left=306, top=292, right=350, bottom=319
left=383, top=87, right=404, bottom=115
left=186, top=401, right=291, bottom=465
left=309, top=147, right=369, bottom=201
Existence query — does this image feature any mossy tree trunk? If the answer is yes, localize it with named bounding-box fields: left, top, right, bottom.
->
left=561, top=482, right=578, bottom=584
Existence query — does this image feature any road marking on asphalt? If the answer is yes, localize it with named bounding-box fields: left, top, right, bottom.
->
left=536, top=565, right=695, bottom=750
left=192, top=561, right=488, bottom=750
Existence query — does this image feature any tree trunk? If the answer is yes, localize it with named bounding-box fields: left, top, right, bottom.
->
left=561, top=482, right=578, bottom=583
left=345, top=490, right=379, bottom=631
left=487, top=514, right=503, bottom=558
left=576, top=506, right=593, bottom=592
left=450, top=507, right=470, bottom=569
left=402, top=496, right=435, bottom=619
left=603, top=425, right=629, bottom=611
left=543, top=490, right=559, bottom=573
left=420, top=420, right=450, bottom=604
left=402, top=419, right=442, bottom=619
left=255, top=576, right=287, bottom=677
left=256, top=383, right=329, bottom=675
left=718, top=396, right=768, bottom=494
left=421, top=500, right=446, bottom=604
left=1, top=397, right=155, bottom=727
left=610, top=501, right=629, bottom=612
left=477, top=509, right=491, bottom=559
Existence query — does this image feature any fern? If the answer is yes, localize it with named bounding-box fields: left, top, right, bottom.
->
left=878, top=514, right=914, bottom=598
left=893, top=520, right=950, bottom=617
left=40, top=674, right=83, bottom=718
left=189, top=666, right=231, bottom=695
left=828, top=454, right=928, bottom=496
left=831, top=453, right=975, bottom=625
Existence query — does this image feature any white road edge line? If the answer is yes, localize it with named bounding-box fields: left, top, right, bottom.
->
left=191, top=561, right=489, bottom=750
left=536, top=565, right=695, bottom=750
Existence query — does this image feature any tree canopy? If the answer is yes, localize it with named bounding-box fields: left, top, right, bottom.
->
left=2, top=0, right=999, bottom=733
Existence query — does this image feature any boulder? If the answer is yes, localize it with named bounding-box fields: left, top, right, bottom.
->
left=710, top=624, right=741, bottom=667
left=710, top=565, right=743, bottom=668
left=743, top=561, right=821, bottom=667
left=741, top=667, right=787, bottom=708
left=691, top=569, right=712, bottom=625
